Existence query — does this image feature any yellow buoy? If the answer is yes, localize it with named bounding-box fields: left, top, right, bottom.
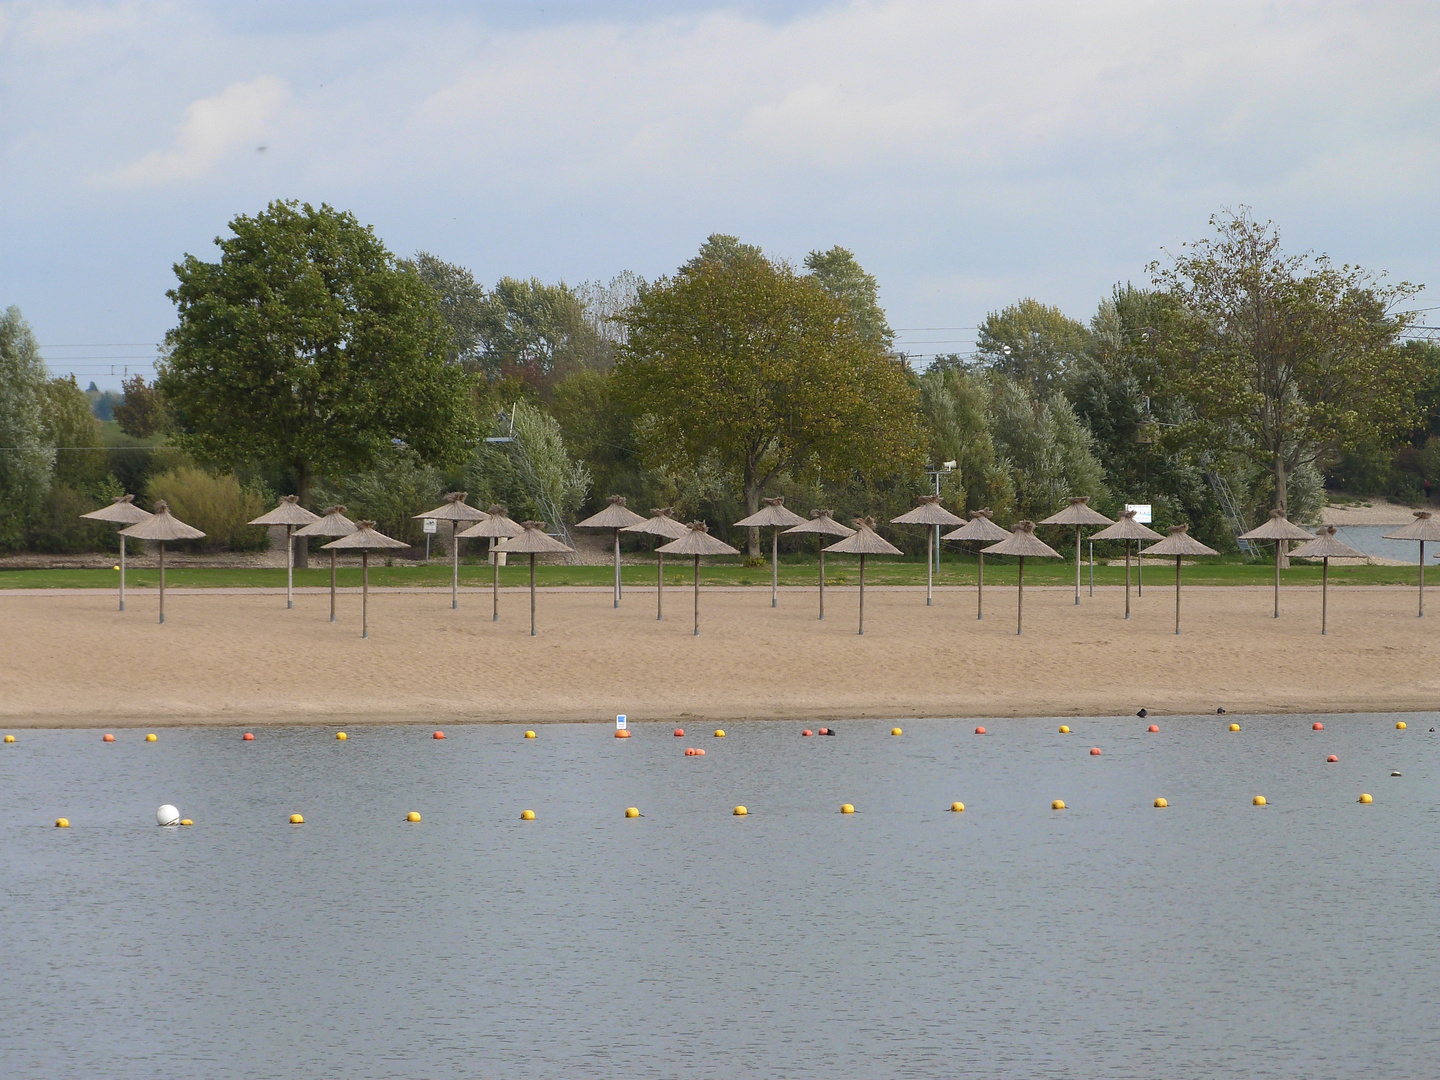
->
left=55, top=817, right=70, bottom=828
left=714, top=729, right=726, bottom=738
left=1229, top=723, right=1241, bottom=732
left=950, top=801, right=965, bottom=812
left=179, top=819, right=194, bottom=826
left=1358, top=793, right=1373, bottom=804
left=145, top=733, right=157, bottom=742
left=1154, top=798, right=1168, bottom=808
left=1396, top=721, right=1407, bottom=730
left=732, top=805, right=747, bottom=816
left=524, top=730, right=536, bottom=739
left=113, top=564, right=120, bottom=570
left=520, top=809, right=535, bottom=820
left=1058, top=725, right=1070, bottom=734
left=890, top=728, right=902, bottom=736
left=289, top=813, right=304, bottom=824
left=1252, top=795, right=1266, bottom=806
left=406, top=811, right=422, bottom=822
left=840, top=803, right=855, bottom=814
left=335, top=732, right=347, bottom=741
left=624, top=807, right=640, bottom=818
left=1051, top=800, right=1067, bottom=810
left=3, top=735, right=14, bottom=743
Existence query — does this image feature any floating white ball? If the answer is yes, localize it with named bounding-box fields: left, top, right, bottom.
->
left=156, top=804, right=180, bottom=827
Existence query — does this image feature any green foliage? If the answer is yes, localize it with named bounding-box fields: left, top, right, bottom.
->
left=464, top=400, right=590, bottom=533
left=987, top=376, right=1108, bottom=521
left=473, top=277, right=604, bottom=393
left=0, top=307, right=53, bottom=550
left=27, top=476, right=124, bottom=554
left=159, top=200, right=477, bottom=506
left=112, top=374, right=168, bottom=438
left=312, top=444, right=443, bottom=548
left=803, top=246, right=895, bottom=350
left=976, top=298, right=1092, bottom=397
left=146, top=466, right=273, bottom=552
left=41, top=376, right=110, bottom=490
left=916, top=366, right=1015, bottom=517
left=84, top=382, right=122, bottom=422
left=409, top=252, right=489, bottom=368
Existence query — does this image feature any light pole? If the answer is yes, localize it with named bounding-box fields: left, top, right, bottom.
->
left=922, top=461, right=957, bottom=574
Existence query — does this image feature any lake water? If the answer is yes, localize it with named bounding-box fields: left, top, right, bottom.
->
left=2, top=716, right=1437, bottom=1079
left=1330, top=524, right=1430, bottom=564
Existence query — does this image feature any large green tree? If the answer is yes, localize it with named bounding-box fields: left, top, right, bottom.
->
left=804, top=246, right=895, bottom=351
left=976, top=298, right=1091, bottom=397
left=0, top=307, right=54, bottom=548
left=615, top=239, right=924, bottom=554
left=159, top=201, right=476, bottom=563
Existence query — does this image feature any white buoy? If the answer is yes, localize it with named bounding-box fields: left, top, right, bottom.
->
left=156, top=804, right=180, bottom=827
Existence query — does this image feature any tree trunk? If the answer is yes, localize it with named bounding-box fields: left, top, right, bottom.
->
left=294, top=459, right=311, bottom=569
left=1274, top=452, right=1289, bottom=570
left=743, top=473, right=761, bottom=557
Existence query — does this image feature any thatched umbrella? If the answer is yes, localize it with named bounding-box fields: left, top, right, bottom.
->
left=414, top=492, right=487, bottom=610
left=981, top=521, right=1060, bottom=636
left=822, top=518, right=903, bottom=636
left=80, top=494, right=151, bottom=611
left=1089, top=511, right=1164, bottom=620
left=1383, top=510, right=1440, bottom=617
left=1038, top=496, right=1114, bottom=606
left=943, top=510, right=1010, bottom=620
left=457, top=505, right=524, bottom=623
left=734, top=496, right=807, bottom=608
left=1290, top=526, right=1366, bottom=635
left=248, top=495, right=320, bottom=610
left=294, top=506, right=357, bottom=623
left=621, top=508, right=690, bottom=621
left=784, top=509, right=855, bottom=620
left=891, top=496, right=965, bottom=606
left=1143, top=524, right=1220, bottom=635
left=494, top=522, right=575, bottom=636
left=655, top=522, right=740, bottom=636
left=118, top=501, right=205, bottom=624
left=576, top=495, right=647, bottom=608
left=321, top=521, right=409, bottom=638
left=1238, top=509, right=1315, bottom=618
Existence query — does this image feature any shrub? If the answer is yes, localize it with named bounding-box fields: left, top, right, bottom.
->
left=27, top=479, right=123, bottom=553
left=146, top=466, right=272, bottom=551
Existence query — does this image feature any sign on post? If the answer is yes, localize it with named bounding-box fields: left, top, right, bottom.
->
left=616, top=714, right=627, bottom=731
left=422, top=518, right=438, bottom=534
left=1125, top=503, right=1153, bottom=524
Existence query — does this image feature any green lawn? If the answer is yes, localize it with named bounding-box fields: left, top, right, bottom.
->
left=0, top=554, right=1425, bottom=590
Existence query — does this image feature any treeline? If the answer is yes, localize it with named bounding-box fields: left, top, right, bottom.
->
left=1, top=202, right=1433, bottom=558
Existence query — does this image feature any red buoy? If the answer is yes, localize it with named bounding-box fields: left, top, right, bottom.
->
left=1090, top=747, right=1102, bottom=756
left=673, top=728, right=684, bottom=737
left=975, top=726, right=987, bottom=735
left=1147, top=725, right=1159, bottom=733
left=1312, top=722, right=1324, bottom=731
left=1326, top=754, right=1338, bottom=763
left=432, top=731, right=445, bottom=740
left=102, top=733, right=115, bottom=742
left=241, top=732, right=255, bottom=741
left=802, top=729, right=813, bottom=737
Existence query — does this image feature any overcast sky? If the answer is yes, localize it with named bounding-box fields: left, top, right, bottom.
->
left=2, top=0, right=1436, bottom=387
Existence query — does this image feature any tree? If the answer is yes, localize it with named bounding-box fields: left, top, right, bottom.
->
left=987, top=376, right=1108, bottom=522
left=615, top=239, right=925, bottom=554
left=0, top=307, right=53, bottom=549
left=473, top=277, right=604, bottom=392
left=112, top=374, right=168, bottom=438
left=804, top=246, right=895, bottom=350
left=465, top=400, right=590, bottom=546
left=409, top=252, right=488, bottom=369
left=1150, top=209, right=1423, bottom=538
left=976, top=298, right=1091, bottom=397
left=41, top=376, right=109, bottom=490
left=158, top=200, right=477, bottom=564
left=916, top=366, right=1015, bottom=517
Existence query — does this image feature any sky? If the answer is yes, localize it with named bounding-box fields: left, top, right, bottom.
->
left=1, top=0, right=1437, bottom=388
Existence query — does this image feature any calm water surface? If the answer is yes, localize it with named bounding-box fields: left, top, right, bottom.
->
left=2, top=715, right=1437, bottom=1079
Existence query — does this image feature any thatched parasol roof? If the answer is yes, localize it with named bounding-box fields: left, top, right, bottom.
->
left=656, top=521, right=741, bottom=557
left=249, top=494, right=320, bottom=528
left=497, top=521, right=576, bottom=554
left=734, top=496, right=806, bottom=529
left=891, top=495, right=965, bottom=527
left=119, top=501, right=205, bottom=542
left=295, top=506, right=358, bottom=539
left=414, top=491, right=487, bottom=523
left=1291, top=525, right=1367, bottom=560
left=576, top=495, right=647, bottom=530
left=944, top=509, right=1011, bottom=544
left=1090, top=510, right=1164, bottom=543
left=1383, top=510, right=1440, bottom=542
left=823, top=517, right=903, bottom=556
left=457, top=505, right=524, bottom=540
left=1146, top=523, right=1220, bottom=557
left=81, top=493, right=151, bottom=525
left=321, top=521, right=409, bottom=551
left=1238, top=508, right=1313, bottom=542
left=1039, top=496, right=1113, bottom=527
left=621, top=507, right=690, bottom=540
left=983, top=520, right=1061, bottom=558
left=785, top=508, right=856, bottom=538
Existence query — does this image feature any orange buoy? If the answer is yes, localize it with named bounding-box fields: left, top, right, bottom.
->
left=802, top=729, right=813, bottom=737
left=1326, top=754, right=1338, bottom=763
left=241, top=732, right=255, bottom=741
left=432, top=731, right=445, bottom=740
left=975, top=726, right=987, bottom=735
left=615, top=730, right=631, bottom=739
left=696, top=748, right=705, bottom=755
left=674, top=728, right=684, bottom=737
left=102, top=733, right=115, bottom=743
left=1090, top=747, right=1102, bottom=756
left=818, top=727, right=829, bottom=735
left=1312, top=722, right=1323, bottom=731
left=1147, top=725, right=1159, bottom=733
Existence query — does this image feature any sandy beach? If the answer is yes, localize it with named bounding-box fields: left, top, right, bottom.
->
left=4, top=581, right=1438, bottom=727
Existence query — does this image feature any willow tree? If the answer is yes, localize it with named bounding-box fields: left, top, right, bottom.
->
left=615, top=242, right=923, bottom=555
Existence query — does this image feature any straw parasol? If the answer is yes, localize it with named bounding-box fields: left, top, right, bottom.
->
left=655, top=521, right=740, bottom=636
left=1238, top=509, right=1314, bottom=618
left=1383, top=511, right=1440, bottom=617
left=118, top=501, right=205, bottom=624
left=414, top=492, right=487, bottom=610
left=734, top=496, right=807, bottom=608
left=80, top=494, right=151, bottom=611
left=457, top=505, right=525, bottom=623
left=248, top=495, right=320, bottom=611
left=784, top=509, right=856, bottom=620
left=576, top=495, right=647, bottom=608
left=1088, top=511, right=1164, bottom=620
left=943, top=510, right=1010, bottom=620
left=621, top=508, right=690, bottom=621
left=294, top=506, right=357, bottom=623
left=321, top=521, right=409, bottom=638
left=1290, top=526, right=1366, bottom=635
left=822, top=518, right=903, bottom=636
left=1038, top=496, right=1113, bottom=606
left=494, top=521, right=575, bottom=636
left=1143, top=524, right=1219, bottom=635
left=891, top=496, right=965, bottom=606
left=981, top=521, right=1060, bottom=636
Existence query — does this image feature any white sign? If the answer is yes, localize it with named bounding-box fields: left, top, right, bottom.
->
left=615, top=714, right=627, bottom=730
left=1125, top=503, right=1153, bottom=524
left=422, top=518, right=438, bottom=534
